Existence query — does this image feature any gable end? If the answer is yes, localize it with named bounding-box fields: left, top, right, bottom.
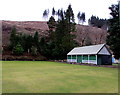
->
left=97, top=45, right=111, bottom=55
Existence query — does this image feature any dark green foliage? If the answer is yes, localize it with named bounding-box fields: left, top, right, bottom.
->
left=12, top=43, right=24, bottom=55
left=47, top=16, right=56, bottom=31
left=33, top=31, right=39, bottom=47
left=107, top=3, right=120, bottom=59
left=88, top=15, right=108, bottom=29
left=53, top=5, right=77, bottom=59
left=31, top=46, right=37, bottom=56
left=65, top=4, right=75, bottom=23
left=9, top=28, right=40, bottom=56
left=9, top=26, right=17, bottom=49
left=40, top=5, right=77, bottom=59
left=50, top=5, right=77, bottom=59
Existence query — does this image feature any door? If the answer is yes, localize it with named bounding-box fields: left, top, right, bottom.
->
left=98, top=56, right=102, bottom=65
left=77, top=55, right=82, bottom=63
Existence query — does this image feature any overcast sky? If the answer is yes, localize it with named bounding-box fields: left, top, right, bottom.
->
left=0, top=0, right=118, bottom=24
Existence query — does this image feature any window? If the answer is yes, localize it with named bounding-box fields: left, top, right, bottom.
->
left=67, top=55, right=71, bottom=59
left=83, top=55, right=88, bottom=60
left=89, top=55, right=96, bottom=60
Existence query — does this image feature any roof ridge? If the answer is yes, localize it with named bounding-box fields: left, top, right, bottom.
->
left=67, top=44, right=106, bottom=55
left=96, top=44, right=105, bottom=54
left=75, top=44, right=105, bottom=49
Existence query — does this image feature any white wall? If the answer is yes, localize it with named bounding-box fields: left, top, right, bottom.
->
left=98, top=47, right=110, bottom=55
left=82, top=60, right=97, bottom=64
left=67, top=59, right=77, bottom=62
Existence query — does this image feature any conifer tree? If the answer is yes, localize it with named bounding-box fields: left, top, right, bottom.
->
left=10, top=26, right=17, bottom=49
left=107, top=3, right=120, bottom=59
left=52, top=7, right=56, bottom=16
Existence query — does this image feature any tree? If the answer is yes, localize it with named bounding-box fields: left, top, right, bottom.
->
left=33, top=31, right=39, bottom=46
left=53, top=5, right=77, bottom=59
left=76, top=25, right=89, bottom=46
left=80, top=12, right=85, bottom=24
left=77, top=12, right=81, bottom=24
left=10, top=26, right=17, bottom=49
left=107, top=3, right=119, bottom=59
left=9, top=27, right=42, bottom=55
left=12, top=43, right=24, bottom=55
left=47, top=16, right=56, bottom=31
left=43, top=9, right=49, bottom=20
left=65, top=4, right=75, bottom=23
left=77, top=12, right=85, bottom=24
left=88, top=15, right=108, bottom=29
left=52, top=7, right=56, bottom=16
left=24, top=35, right=34, bottom=52
left=31, top=46, right=37, bottom=56
left=41, top=4, right=77, bottom=59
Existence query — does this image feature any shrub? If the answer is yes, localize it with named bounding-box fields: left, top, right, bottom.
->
left=31, top=46, right=37, bottom=56
left=12, top=43, right=24, bottom=55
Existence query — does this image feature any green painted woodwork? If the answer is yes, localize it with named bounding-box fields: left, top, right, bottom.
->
left=77, top=55, right=82, bottom=63
left=89, top=55, right=96, bottom=60
left=72, top=55, right=76, bottom=59
left=98, top=56, right=102, bottom=65
left=83, top=55, right=88, bottom=60
left=67, top=55, right=71, bottom=59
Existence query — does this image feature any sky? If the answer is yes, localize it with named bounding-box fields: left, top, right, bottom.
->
left=0, top=0, right=118, bottom=24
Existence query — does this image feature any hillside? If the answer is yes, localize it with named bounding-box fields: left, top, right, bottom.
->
left=2, top=20, right=107, bottom=47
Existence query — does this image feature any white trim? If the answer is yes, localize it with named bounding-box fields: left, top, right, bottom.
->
left=98, top=46, right=110, bottom=55
left=88, top=55, right=90, bottom=63
left=96, top=55, right=97, bottom=65
left=76, top=55, right=77, bottom=63
left=88, top=60, right=96, bottom=64
left=82, top=55, right=83, bottom=63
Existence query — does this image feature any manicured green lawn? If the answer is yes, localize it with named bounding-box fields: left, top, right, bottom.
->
left=2, top=61, right=118, bottom=93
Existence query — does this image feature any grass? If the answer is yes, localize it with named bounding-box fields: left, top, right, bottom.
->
left=112, top=63, right=119, bottom=66
left=2, top=61, right=118, bottom=93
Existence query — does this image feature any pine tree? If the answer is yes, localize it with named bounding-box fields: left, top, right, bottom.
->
left=43, top=9, right=49, bottom=20
left=107, top=3, right=120, bottom=59
left=47, top=16, right=56, bottom=31
left=53, top=5, right=77, bottom=59
left=52, top=7, right=56, bottom=16
left=88, top=15, right=108, bottom=29
left=41, top=4, right=77, bottom=59
left=34, top=31, right=39, bottom=45
left=12, top=43, right=24, bottom=55
left=65, top=4, right=75, bottom=23
left=10, top=26, right=17, bottom=49
left=80, top=12, right=85, bottom=24
left=77, top=12, right=85, bottom=24
left=77, top=12, right=81, bottom=24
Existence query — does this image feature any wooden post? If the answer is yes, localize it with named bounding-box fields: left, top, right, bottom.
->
left=88, top=55, right=90, bottom=64
left=67, top=55, right=68, bottom=62
left=76, top=55, right=77, bottom=63
left=82, top=55, right=83, bottom=63
left=96, top=55, right=97, bottom=65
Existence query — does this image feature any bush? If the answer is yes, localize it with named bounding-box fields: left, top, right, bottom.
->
left=31, top=46, right=37, bottom=56
left=12, top=43, right=24, bottom=55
